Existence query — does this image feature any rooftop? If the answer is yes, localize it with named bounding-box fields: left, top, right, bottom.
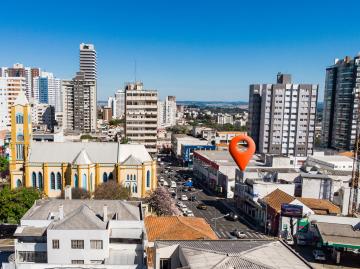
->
left=262, top=189, right=295, bottom=213
left=194, top=150, right=237, bottom=166
left=308, top=155, right=353, bottom=163
left=317, top=222, right=360, bottom=248
left=145, top=216, right=218, bottom=241
left=155, top=240, right=311, bottom=269
left=297, top=198, right=340, bottom=215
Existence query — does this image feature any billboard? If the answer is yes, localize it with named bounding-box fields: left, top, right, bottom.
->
left=281, top=204, right=303, bottom=218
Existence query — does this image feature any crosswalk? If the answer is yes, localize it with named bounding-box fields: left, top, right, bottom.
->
left=215, top=229, right=270, bottom=240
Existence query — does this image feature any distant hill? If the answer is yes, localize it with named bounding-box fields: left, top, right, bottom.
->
left=177, top=101, right=248, bottom=107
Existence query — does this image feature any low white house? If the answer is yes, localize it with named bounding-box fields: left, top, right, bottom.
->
left=2, top=199, right=146, bottom=269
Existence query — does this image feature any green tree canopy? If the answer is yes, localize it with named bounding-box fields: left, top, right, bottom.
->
left=93, top=181, right=130, bottom=200
left=0, top=156, right=9, bottom=174
left=0, top=187, right=42, bottom=224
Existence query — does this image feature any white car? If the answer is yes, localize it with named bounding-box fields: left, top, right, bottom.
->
left=171, top=181, right=177, bottom=188
left=163, top=181, right=169, bottom=187
left=159, top=177, right=164, bottom=182
left=181, top=195, right=188, bottom=201
left=180, top=207, right=188, bottom=213
left=312, top=249, right=326, bottom=261
left=184, top=210, right=194, bottom=217
left=176, top=201, right=184, bottom=207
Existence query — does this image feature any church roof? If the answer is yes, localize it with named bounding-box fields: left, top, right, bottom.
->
left=14, top=90, right=28, bottom=106
left=28, top=142, right=152, bottom=164
left=121, top=154, right=142, bottom=165
left=72, top=149, right=93, bottom=165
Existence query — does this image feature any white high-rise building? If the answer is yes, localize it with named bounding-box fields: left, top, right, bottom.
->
left=248, top=73, right=318, bottom=160
left=125, top=82, right=158, bottom=154
left=80, top=43, right=97, bottom=80
left=33, top=72, right=62, bottom=112
left=0, top=77, right=26, bottom=130
left=107, top=89, right=125, bottom=119
left=157, top=96, right=177, bottom=127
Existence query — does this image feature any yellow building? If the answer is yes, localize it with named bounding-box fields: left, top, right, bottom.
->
left=9, top=91, right=157, bottom=198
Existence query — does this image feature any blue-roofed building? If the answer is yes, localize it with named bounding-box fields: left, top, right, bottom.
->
left=181, top=144, right=215, bottom=166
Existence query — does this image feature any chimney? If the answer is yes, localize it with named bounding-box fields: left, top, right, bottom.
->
left=59, top=205, right=64, bottom=220
left=103, top=205, right=108, bottom=223
left=64, top=185, right=72, bottom=200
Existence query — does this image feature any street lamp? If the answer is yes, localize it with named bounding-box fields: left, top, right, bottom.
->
left=211, top=214, right=229, bottom=230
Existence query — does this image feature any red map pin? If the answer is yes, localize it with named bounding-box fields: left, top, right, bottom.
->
left=229, top=134, right=256, bottom=171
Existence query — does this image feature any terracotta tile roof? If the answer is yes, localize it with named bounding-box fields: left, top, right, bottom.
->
left=338, top=151, right=354, bottom=158
left=145, top=216, right=218, bottom=241
left=262, top=189, right=295, bottom=213
left=297, top=198, right=340, bottom=215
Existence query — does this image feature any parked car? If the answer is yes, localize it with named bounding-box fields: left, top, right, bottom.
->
left=189, top=195, right=197, bottom=201
left=181, top=195, right=188, bottom=201
left=176, top=201, right=184, bottom=207
left=230, top=229, right=246, bottom=239
left=225, top=212, right=239, bottom=221
left=312, top=249, right=326, bottom=261
left=180, top=207, right=188, bottom=213
left=159, top=177, right=164, bottom=182
left=171, top=181, right=177, bottom=188
left=197, top=204, right=207, bottom=210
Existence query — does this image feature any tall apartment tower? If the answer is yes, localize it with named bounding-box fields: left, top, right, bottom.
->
left=62, top=72, right=97, bottom=133
left=125, top=82, right=158, bottom=154
left=322, top=55, right=360, bottom=150
left=158, top=96, right=177, bottom=128
left=0, top=77, right=26, bottom=130
left=108, top=89, right=125, bottom=119
left=79, top=43, right=97, bottom=80
left=248, top=73, right=318, bottom=159
left=33, top=72, right=62, bottom=112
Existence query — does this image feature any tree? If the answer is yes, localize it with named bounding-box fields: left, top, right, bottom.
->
left=120, top=136, right=129, bottom=144
left=0, top=156, right=9, bottom=175
left=94, top=181, right=130, bottom=200
left=145, top=187, right=180, bottom=216
left=0, top=187, right=42, bottom=223
left=80, top=134, right=94, bottom=140
left=109, top=119, right=124, bottom=126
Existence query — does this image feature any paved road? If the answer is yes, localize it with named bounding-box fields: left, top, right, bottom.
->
left=157, top=159, right=271, bottom=240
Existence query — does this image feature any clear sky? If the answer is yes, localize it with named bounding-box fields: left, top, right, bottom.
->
left=1, top=0, right=360, bottom=101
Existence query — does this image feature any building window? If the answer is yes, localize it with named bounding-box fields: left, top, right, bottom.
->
left=56, top=172, right=62, bottom=190
left=50, top=172, right=55, bottom=190
left=71, top=260, right=84, bottom=264
left=103, top=172, right=108, bottom=183
left=108, top=172, right=114, bottom=180
left=16, top=144, right=24, bottom=160
left=52, top=240, right=59, bottom=249
left=82, top=174, right=87, bottom=190
left=146, top=170, right=150, bottom=188
left=130, top=175, right=133, bottom=181
left=160, top=258, right=171, bottom=269
left=127, top=175, right=129, bottom=181
left=132, top=183, right=137, bottom=193
left=16, top=179, right=22, bottom=188
left=38, top=172, right=43, bottom=190
left=90, top=260, right=103, bottom=264
left=16, top=113, right=24, bottom=124
left=74, top=174, right=79, bottom=188
left=71, top=240, right=84, bottom=249
left=133, top=174, right=136, bottom=181
left=32, top=172, right=37, bottom=188
left=90, top=240, right=103, bottom=249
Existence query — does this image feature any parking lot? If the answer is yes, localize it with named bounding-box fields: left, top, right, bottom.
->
left=157, top=157, right=271, bottom=239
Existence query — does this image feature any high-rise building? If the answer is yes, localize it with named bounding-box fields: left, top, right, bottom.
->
left=79, top=43, right=97, bottom=80
left=107, top=89, right=125, bottom=119
left=248, top=73, right=318, bottom=159
left=157, top=96, right=177, bottom=127
left=0, top=77, right=26, bottom=130
left=62, top=72, right=97, bottom=133
left=33, top=72, right=62, bottom=112
left=322, top=55, right=360, bottom=150
left=125, top=82, right=158, bottom=154
left=30, top=101, right=55, bottom=131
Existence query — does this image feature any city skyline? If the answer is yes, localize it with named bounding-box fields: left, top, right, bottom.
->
left=1, top=1, right=360, bottom=101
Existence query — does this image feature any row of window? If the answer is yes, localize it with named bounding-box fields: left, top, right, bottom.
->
left=52, top=239, right=103, bottom=250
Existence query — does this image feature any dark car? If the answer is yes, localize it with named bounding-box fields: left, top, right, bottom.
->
left=189, top=195, right=197, bottom=201
left=225, top=212, right=239, bottom=221
left=196, top=203, right=207, bottom=210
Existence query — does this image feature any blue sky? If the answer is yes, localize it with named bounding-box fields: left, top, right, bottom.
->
left=1, top=0, right=360, bottom=101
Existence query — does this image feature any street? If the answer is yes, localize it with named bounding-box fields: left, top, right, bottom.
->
left=157, top=156, right=271, bottom=240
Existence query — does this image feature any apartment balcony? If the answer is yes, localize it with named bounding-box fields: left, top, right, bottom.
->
left=15, top=239, right=47, bottom=254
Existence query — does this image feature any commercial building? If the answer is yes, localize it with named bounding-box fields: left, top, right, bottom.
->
left=153, top=240, right=312, bottom=269
left=157, top=96, right=177, bottom=127
left=2, top=199, right=146, bottom=269
left=193, top=150, right=237, bottom=197
left=215, top=131, right=247, bottom=149
left=0, top=77, right=26, bottom=130
left=62, top=72, right=97, bottom=133
left=305, top=154, right=353, bottom=171
left=80, top=43, right=97, bottom=80
left=125, top=82, right=158, bottom=154
left=248, top=73, right=318, bottom=162
left=171, top=134, right=210, bottom=157
left=33, top=72, right=62, bottom=112
left=322, top=55, right=360, bottom=150
left=9, top=92, right=157, bottom=198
